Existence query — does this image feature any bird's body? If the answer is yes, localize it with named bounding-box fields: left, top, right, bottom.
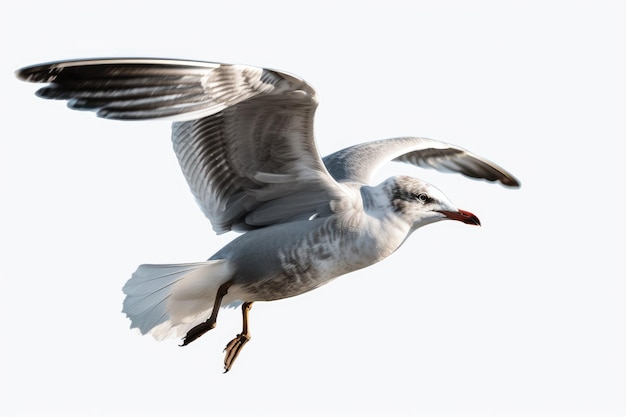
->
left=210, top=179, right=411, bottom=302
left=16, top=58, right=519, bottom=371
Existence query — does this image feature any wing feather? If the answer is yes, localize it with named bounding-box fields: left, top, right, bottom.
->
left=17, top=58, right=518, bottom=237
left=17, top=58, right=345, bottom=233
left=17, top=58, right=279, bottom=122
left=323, top=137, right=520, bottom=187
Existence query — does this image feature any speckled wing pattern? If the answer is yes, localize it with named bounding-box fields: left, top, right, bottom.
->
left=16, top=58, right=345, bottom=233
left=16, top=58, right=519, bottom=235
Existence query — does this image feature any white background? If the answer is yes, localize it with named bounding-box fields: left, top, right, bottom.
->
left=1, top=1, right=624, bottom=416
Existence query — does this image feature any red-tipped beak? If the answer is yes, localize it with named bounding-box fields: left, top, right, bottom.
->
left=438, top=209, right=481, bottom=226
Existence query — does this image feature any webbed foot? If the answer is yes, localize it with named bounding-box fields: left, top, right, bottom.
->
left=223, top=332, right=251, bottom=372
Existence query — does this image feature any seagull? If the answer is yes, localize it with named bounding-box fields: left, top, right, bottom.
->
left=16, top=58, right=520, bottom=372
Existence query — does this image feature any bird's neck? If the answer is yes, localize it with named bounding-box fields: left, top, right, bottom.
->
left=347, top=185, right=413, bottom=260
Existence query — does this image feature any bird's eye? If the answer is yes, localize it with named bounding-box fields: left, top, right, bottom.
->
left=413, top=193, right=430, bottom=204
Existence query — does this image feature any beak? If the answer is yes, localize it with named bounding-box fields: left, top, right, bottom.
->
left=437, top=209, right=481, bottom=226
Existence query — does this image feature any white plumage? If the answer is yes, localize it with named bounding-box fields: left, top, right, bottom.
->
left=122, top=261, right=234, bottom=340
left=16, top=58, right=519, bottom=371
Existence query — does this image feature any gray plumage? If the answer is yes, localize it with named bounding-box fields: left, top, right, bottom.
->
left=16, top=58, right=519, bottom=371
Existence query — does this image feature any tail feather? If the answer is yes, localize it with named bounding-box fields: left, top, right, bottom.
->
left=122, top=260, right=234, bottom=340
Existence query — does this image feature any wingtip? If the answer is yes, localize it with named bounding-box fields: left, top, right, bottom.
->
left=500, top=177, right=522, bottom=188
left=15, top=62, right=60, bottom=83
left=14, top=66, right=34, bottom=82
left=501, top=175, right=521, bottom=188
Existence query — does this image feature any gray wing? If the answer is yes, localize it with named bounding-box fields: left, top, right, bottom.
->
left=17, top=58, right=345, bottom=233
left=323, top=137, right=520, bottom=187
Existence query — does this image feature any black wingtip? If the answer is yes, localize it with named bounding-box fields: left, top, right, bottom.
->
left=500, top=177, right=521, bottom=188
left=14, top=66, right=35, bottom=82
left=501, top=174, right=521, bottom=188
left=15, top=62, right=61, bottom=83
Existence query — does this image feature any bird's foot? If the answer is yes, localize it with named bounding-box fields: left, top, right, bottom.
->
left=223, top=333, right=251, bottom=373
left=180, top=319, right=216, bottom=346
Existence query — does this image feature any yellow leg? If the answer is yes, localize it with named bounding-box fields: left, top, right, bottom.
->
left=223, top=301, right=253, bottom=373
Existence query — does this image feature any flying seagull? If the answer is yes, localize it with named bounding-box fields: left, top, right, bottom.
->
left=16, top=58, right=520, bottom=372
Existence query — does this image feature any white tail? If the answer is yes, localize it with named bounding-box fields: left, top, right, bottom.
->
left=122, top=260, right=234, bottom=340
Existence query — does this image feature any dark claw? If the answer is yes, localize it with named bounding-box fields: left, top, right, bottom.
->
left=223, top=333, right=251, bottom=373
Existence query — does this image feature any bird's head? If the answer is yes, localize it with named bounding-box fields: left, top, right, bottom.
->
left=382, top=175, right=480, bottom=230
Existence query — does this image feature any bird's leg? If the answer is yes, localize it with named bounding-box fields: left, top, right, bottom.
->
left=223, top=301, right=253, bottom=373
left=180, top=281, right=231, bottom=346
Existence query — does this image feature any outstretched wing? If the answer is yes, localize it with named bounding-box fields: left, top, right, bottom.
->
left=16, top=58, right=345, bottom=233
left=323, top=137, right=520, bottom=187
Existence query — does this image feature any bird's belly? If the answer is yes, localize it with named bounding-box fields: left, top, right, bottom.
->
left=235, top=221, right=394, bottom=302
left=238, top=254, right=353, bottom=302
